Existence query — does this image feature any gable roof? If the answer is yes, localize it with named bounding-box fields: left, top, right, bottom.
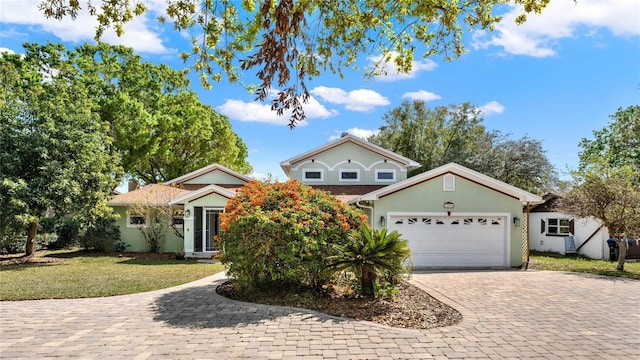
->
left=108, top=184, right=192, bottom=206
left=279, top=134, right=421, bottom=177
left=351, top=162, right=543, bottom=204
left=168, top=184, right=236, bottom=205
left=163, top=163, right=251, bottom=185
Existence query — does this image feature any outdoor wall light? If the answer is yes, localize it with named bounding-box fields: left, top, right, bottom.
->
left=185, top=209, right=191, bottom=217
left=513, top=216, right=521, bottom=227
left=380, top=216, right=386, bottom=227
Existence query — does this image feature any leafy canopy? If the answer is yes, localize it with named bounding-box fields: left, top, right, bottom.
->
left=38, top=0, right=553, bottom=127
left=369, top=100, right=558, bottom=194
left=19, top=42, right=251, bottom=183
left=0, top=52, right=119, bottom=254
left=579, top=105, right=640, bottom=175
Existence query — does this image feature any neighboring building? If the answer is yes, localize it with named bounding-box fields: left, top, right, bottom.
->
left=282, top=135, right=542, bottom=268
left=108, top=164, right=250, bottom=257
left=528, top=193, right=640, bottom=260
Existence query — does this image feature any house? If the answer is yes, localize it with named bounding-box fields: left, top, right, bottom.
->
left=110, top=134, right=543, bottom=267
left=108, top=164, right=250, bottom=257
left=528, top=193, right=640, bottom=260
left=281, top=134, right=542, bottom=268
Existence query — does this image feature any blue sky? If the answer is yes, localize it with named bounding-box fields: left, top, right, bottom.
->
left=1, top=0, right=639, bottom=182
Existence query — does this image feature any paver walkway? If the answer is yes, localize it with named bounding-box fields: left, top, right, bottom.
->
left=1, top=270, right=639, bottom=359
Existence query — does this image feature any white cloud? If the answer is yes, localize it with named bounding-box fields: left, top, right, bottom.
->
left=368, top=52, right=438, bottom=81
left=217, top=93, right=337, bottom=126
left=479, top=101, right=505, bottom=116
left=310, top=86, right=390, bottom=112
left=329, top=128, right=380, bottom=141
left=401, top=90, right=442, bottom=102
left=0, top=47, right=16, bottom=55
left=472, top=0, right=640, bottom=57
left=0, top=1, right=169, bottom=54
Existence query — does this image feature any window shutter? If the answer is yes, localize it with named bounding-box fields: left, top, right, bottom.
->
left=194, top=207, right=203, bottom=252
left=569, top=220, right=575, bottom=235
left=541, top=219, right=545, bottom=233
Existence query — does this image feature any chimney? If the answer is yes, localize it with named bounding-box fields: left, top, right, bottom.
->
left=128, top=179, right=140, bottom=192
left=341, top=132, right=349, bottom=138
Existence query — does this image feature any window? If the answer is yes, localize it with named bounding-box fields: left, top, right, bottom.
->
left=339, top=169, right=360, bottom=182
left=547, top=218, right=571, bottom=235
left=303, top=169, right=324, bottom=181
left=443, top=174, right=455, bottom=191
left=375, top=169, right=396, bottom=182
left=172, top=208, right=184, bottom=227
left=127, top=212, right=146, bottom=227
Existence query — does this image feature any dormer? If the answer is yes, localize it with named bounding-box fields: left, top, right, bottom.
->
left=280, top=134, right=421, bottom=186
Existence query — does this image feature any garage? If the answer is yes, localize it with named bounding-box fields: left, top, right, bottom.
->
left=388, top=215, right=508, bottom=267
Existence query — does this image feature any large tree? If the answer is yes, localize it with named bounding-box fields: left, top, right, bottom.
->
left=20, top=42, right=251, bottom=183
left=38, top=0, right=552, bottom=127
left=557, top=165, right=640, bottom=271
left=560, top=105, right=640, bottom=271
left=369, top=100, right=557, bottom=193
left=0, top=53, right=119, bottom=255
left=369, top=101, right=493, bottom=176
left=578, top=105, right=640, bottom=174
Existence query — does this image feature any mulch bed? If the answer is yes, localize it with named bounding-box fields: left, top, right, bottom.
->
left=217, top=280, right=462, bottom=329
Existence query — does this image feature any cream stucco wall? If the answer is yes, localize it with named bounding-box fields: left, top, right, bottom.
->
left=289, top=142, right=408, bottom=185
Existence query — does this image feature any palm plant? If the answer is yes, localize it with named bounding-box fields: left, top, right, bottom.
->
left=329, top=226, right=411, bottom=296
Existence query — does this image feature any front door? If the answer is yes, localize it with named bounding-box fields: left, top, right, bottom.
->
left=193, top=207, right=222, bottom=252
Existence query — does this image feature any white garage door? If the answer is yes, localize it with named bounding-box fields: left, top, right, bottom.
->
left=389, top=215, right=507, bottom=267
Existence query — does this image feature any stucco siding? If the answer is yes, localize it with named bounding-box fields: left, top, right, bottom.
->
left=114, top=206, right=183, bottom=252
left=289, top=142, right=407, bottom=185
left=372, top=174, right=524, bottom=267
left=184, top=170, right=246, bottom=185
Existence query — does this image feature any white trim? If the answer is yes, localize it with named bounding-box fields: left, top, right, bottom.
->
left=163, top=163, right=251, bottom=185
left=368, top=160, right=406, bottom=171
left=375, top=169, right=396, bottom=182
left=353, top=163, right=543, bottom=204
left=338, top=168, right=360, bottom=182
left=169, top=184, right=236, bottom=205
left=546, top=217, right=572, bottom=236
left=302, top=168, right=324, bottom=182
left=126, top=210, right=146, bottom=228
left=291, top=159, right=331, bottom=172
left=331, top=160, right=367, bottom=171
left=280, top=134, right=421, bottom=176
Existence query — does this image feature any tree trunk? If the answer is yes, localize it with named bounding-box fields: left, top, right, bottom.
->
left=361, top=267, right=375, bottom=297
left=25, top=222, right=39, bottom=256
left=615, top=238, right=627, bottom=271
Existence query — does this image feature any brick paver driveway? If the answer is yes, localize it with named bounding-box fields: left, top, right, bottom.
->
left=1, top=270, right=639, bottom=359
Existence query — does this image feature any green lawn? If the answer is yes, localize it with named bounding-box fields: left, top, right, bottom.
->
left=529, top=251, right=640, bottom=280
left=0, top=250, right=224, bottom=300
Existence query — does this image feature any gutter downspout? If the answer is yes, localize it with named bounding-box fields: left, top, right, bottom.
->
left=524, top=201, right=531, bottom=270
left=356, top=201, right=374, bottom=228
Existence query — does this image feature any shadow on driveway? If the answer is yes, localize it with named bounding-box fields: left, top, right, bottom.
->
left=151, top=277, right=348, bottom=329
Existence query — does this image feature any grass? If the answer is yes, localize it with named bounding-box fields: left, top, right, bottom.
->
left=0, top=249, right=224, bottom=301
left=529, top=251, right=640, bottom=280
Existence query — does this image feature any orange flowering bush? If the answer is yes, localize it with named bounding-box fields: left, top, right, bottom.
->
left=219, top=179, right=367, bottom=292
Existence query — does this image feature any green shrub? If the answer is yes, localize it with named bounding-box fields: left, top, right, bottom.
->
left=329, top=226, right=412, bottom=297
left=79, top=217, right=124, bottom=252
left=219, top=180, right=367, bottom=293
left=0, top=232, right=24, bottom=254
